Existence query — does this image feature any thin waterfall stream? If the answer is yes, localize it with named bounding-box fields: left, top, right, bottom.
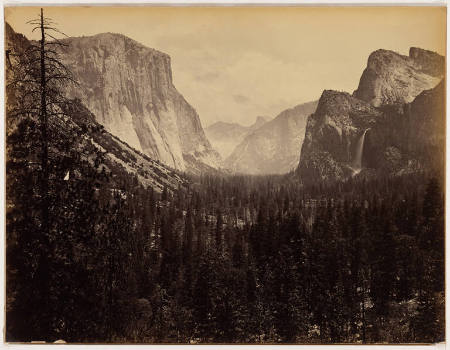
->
left=351, top=128, right=369, bottom=175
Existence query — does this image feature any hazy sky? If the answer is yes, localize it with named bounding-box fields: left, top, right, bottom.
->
left=5, top=6, right=446, bottom=127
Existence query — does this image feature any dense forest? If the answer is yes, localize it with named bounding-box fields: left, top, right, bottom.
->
left=6, top=119, right=445, bottom=342
left=5, top=9, right=445, bottom=344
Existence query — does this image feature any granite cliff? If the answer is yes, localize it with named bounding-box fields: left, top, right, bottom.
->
left=363, top=80, right=445, bottom=176
left=5, top=23, right=185, bottom=192
left=298, top=92, right=381, bottom=182
left=353, top=47, right=444, bottom=107
left=57, top=32, right=220, bottom=173
left=298, top=47, right=445, bottom=184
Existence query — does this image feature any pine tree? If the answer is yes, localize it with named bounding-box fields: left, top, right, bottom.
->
left=6, top=8, right=80, bottom=341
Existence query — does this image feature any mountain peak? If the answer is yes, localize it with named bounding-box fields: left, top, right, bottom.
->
left=354, top=47, right=444, bottom=107
left=409, top=46, right=442, bottom=60
left=254, top=115, right=268, bottom=123
left=249, top=116, right=269, bottom=130
left=62, top=31, right=170, bottom=62
left=409, top=47, right=445, bottom=77
left=316, top=90, right=375, bottom=118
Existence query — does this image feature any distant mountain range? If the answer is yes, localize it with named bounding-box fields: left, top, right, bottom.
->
left=224, top=101, right=318, bottom=175
left=205, top=116, right=269, bottom=159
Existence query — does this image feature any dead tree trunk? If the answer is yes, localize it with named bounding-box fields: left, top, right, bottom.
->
left=38, top=7, right=52, bottom=338
left=40, top=8, right=49, bottom=240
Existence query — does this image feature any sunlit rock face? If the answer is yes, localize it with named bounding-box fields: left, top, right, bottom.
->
left=225, top=101, right=318, bottom=175
left=5, top=23, right=187, bottom=192
left=58, top=32, right=221, bottom=172
left=353, top=47, right=444, bottom=107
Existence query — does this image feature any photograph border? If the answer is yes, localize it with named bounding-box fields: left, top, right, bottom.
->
left=0, top=0, right=447, bottom=349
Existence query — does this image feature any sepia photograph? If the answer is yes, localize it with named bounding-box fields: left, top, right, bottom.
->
left=3, top=4, right=446, bottom=344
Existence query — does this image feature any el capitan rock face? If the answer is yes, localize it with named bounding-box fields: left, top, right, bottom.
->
left=353, top=47, right=444, bottom=107
left=58, top=32, right=220, bottom=172
left=5, top=23, right=186, bottom=193
left=225, top=101, right=318, bottom=175
left=298, top=47, right=445, bottom=184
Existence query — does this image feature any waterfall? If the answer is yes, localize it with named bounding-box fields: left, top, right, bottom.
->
left=352, top=129, right=369, bottom=175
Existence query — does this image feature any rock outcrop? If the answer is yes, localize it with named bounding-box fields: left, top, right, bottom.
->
left=298, top=47, right=445, bottom=184
left=298, top=92, right=381, bottom=182
left=205, top=116, right=269, bottom=159
left=225, top=101, right=318, bottom=175
left=353, top=47, right=444, bottom=107
left=57, top=32, right=220, bottom=172
left=363, top=79, right=445, bottom=176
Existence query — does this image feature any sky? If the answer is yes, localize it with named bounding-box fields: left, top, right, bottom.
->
left=4, top=6, right=446, bottom=127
